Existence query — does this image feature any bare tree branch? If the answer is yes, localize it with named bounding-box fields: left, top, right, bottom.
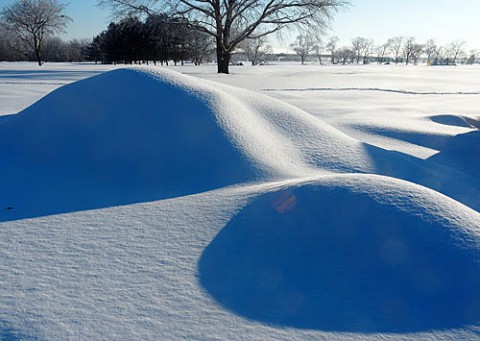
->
left=1, top=0, right=71, bottom=65
left=97, top=0, right=348, bottom=73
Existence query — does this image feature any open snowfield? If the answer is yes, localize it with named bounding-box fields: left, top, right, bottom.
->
left=0, top=62, right=479, bottom=340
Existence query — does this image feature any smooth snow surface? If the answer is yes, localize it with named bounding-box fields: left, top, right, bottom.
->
left=1, top=63, right=480, bottom=340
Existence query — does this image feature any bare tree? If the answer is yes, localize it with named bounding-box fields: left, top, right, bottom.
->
left=466, top=49, right=479, bottom=65
left=240, top=36, right=271, bottom=65
left=388, top=36, right=403, bottom=64
left=403, top=37, right=423, bottom=65
left=1, top=0, right=71, bottom=66
left=351, top=37, right=363, bottom=64
left=447, top=40, right=466, bottom=65
left=313, top=40, right=324, bottom=64
left=335, top=46, right=351, bottom=64
left=360, top=38, right=373, bottom=64
left=0, top=26, right=27, bottom=61
left=187, top=29, right=213, bottom=65
left=42, top=36, right=65, bottom=61
left=98, top=0, right=348, bottom=74
left=325, top=35, right=339, bottom=64
left=410, top=43, right=424, bottom=65
left=433, top=46, right=448, bottom=65
left=291, top=34, right=318, bottom=65
left=66, top=39, right=90, bottom=62
left=350, top=37, right=372, bottom=64
left=376, top=40, right=391, bottom=64
left=424, top=39, right=438, bottom=65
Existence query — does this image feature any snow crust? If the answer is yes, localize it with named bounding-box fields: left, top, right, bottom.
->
left=0, top=63, right=480, bottom=340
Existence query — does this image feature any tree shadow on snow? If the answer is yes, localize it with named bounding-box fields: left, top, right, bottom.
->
left=0, top=69, right=105, bottom=82
left=198, top=183, right=480, bottom=333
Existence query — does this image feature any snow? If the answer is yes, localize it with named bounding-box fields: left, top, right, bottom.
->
left=0, top=63, right=112, bottom=116
left=0, top=62, right=479, bottom=340
left=200, top=175, right=480, bottom=333
left=180, top=64, right=480, bottom=159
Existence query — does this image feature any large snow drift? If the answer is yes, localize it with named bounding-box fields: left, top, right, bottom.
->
left=200, top=175, right=480, bottom=333
left=0, top=69, right=263, bottom=219
left=1, top=67, right=479, bottom=221
left=0, top=68, right=312, bottom=221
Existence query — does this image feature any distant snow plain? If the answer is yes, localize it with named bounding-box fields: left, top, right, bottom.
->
left=0, top=62, right=479, bottom=340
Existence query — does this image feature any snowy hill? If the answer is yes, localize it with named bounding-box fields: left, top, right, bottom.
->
left=0, top=64, right=480, bottom=340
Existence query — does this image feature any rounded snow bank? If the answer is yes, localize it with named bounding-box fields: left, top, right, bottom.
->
left=0, top=67, right=323, bottom=220
left=199, top=174, right=480, bottom=333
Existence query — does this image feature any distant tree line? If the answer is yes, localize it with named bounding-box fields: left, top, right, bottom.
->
left=84, top=15, right=213, bottom=65
left=296, top=34, right=478, bottom=66
left=2, top=5, right=478, bottom=67
left=0, top=26, right=89, bottom=63
left=0, top=13, right=214, bottom=65
left=1, top=1, right=477, bottom=68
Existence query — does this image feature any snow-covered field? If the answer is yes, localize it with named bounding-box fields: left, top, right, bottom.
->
left=0, top=62, right=479, bottom=340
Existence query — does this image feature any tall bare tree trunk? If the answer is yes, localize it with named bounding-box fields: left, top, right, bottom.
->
left=35, top=48, right=42, bottom=66
left=216, top=41, right=230, bottom=74
left=218, top=52, right=230, bottom=73
left=34, top=37, right=42, bottom=66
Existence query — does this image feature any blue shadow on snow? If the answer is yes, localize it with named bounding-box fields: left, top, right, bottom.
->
left=0, top=320, right=35, bottom=341
left=0, top=69, right=260, bottom=222
left=0, top=69, right=104, bottom=82
left=198, top=183, right=480, bottom=333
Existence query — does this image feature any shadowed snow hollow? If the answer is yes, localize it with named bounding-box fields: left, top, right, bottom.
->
left=199, top=174, right=480, bottom=333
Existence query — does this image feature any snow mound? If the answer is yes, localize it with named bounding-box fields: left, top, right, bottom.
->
left=0, top=68, right=320, bottom=221
left=1, top=67, right=407, bottom=221
left=199, top=174, right=480, bottom=333
left=1, top=67, right=479, bottom=222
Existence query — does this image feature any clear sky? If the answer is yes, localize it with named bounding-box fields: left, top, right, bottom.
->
left=1, top=0, right=479, bottom=51
left=329, top=0, right=480, bottom=51
left=1, top=0, right=112, bottom=40
left=61, top=0, right=112, bottom=40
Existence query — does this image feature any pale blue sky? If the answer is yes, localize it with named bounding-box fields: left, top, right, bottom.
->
left=1, top=0, right=479, bottom=51
left=1, top=0, right=111, bottom=40
left=329, top=0, right=480, bottom=51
